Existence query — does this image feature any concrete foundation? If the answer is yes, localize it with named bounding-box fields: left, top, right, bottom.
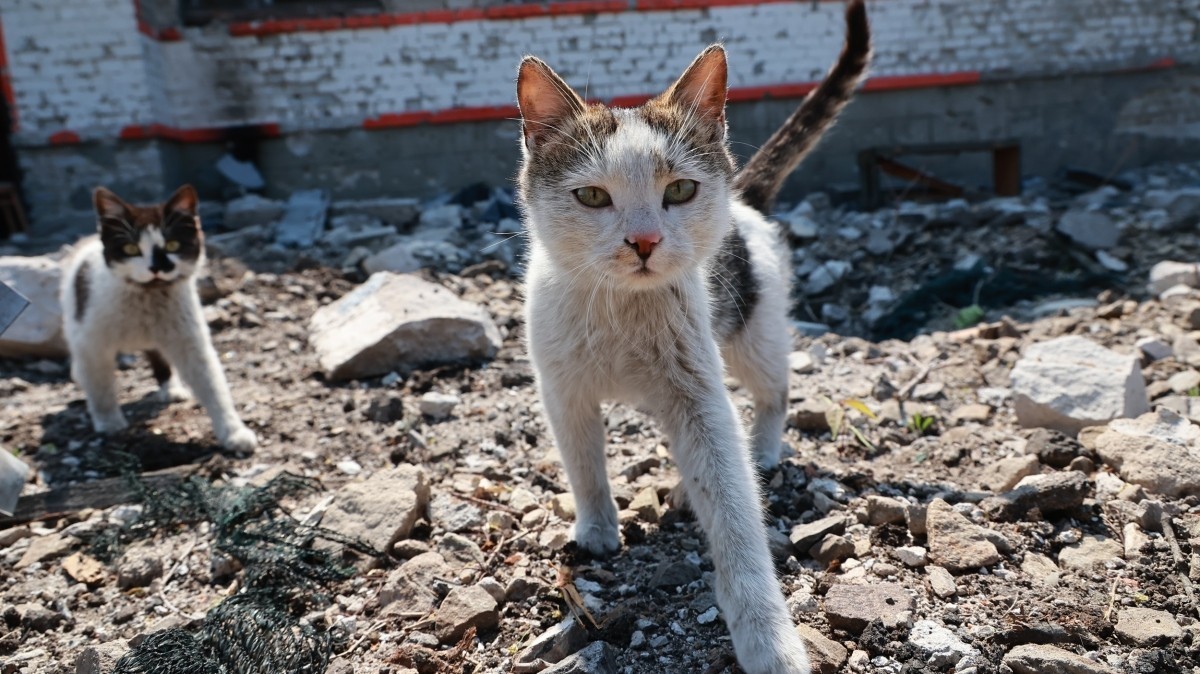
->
left=17, top=66, right=1200, bottom=235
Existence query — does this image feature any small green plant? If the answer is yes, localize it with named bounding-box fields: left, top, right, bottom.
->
left=1188, top=386, right=1200, bottom=398
left=953, top=304, right=985, bottom=330
left=820, top=396, right=878, bottom=451
left=908, top=413, right=938, bottom=436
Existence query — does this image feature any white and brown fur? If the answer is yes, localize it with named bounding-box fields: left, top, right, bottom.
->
left=515, top=2, right=869, bottom=672
left=60, top=185, right=257, bottom=453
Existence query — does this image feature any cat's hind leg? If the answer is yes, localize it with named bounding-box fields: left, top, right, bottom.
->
left=72, top=344, right=127, bottom=433
left=146, top=350, right=191, bottom=403
left=723, top=309, right=790, bottom=471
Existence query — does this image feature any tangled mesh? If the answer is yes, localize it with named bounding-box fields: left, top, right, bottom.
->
left=84, top=463, right=381, bottom=674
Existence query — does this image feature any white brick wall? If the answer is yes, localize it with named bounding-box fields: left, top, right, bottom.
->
left=3, top=0, right=1198, bottom=144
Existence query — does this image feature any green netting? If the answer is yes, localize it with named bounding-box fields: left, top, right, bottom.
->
left=86, top=464, right=380, bottom=674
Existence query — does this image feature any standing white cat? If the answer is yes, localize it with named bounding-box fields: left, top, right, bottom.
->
left=515, top=2, right=870, bottom=672
left=60, top=185, right=257, bottom=453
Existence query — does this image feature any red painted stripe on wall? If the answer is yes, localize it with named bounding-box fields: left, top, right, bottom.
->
left=221, top=0, right=810, bottom=39
left=119, top=123, right=281, bottom=143
left=0, top=17, right=16, bottom=132
left=44, top=61, right=1165, bottom=145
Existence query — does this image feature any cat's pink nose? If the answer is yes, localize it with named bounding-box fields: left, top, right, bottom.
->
left=626, top=233, right=661, bottom=260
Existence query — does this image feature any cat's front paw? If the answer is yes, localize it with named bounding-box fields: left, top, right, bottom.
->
left=219, top=424, right=258, bottom=453
left=570, top=520, right=620, bottom=556
left=92, top=412, right=129, bottom=434
left=738, top=635, right=811, bottom=674
left=154, top=380, right=192, bottom=403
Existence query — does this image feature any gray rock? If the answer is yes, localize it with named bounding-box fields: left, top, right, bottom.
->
left=514, top=616, right=589, bottom=671
left=331, top=197, right=420, bottom=227
left=506, top=575, right=550, bottom=603
left=1057, top=535, right=1122, bottom=575
left=823, top=582, right=914, bottom=631
left=908, top=620, right=977, bottom=667
left=274, top=189, right=330, bottom=248
left=809, top=534, right=854, bottom=566
left=76, top=639, right=129, bottom=674
left=1023, top=428, right=1085, bottom=468
left=16, top=533, right=77, bottom=568
left=789, top=515, right=847, bottom=552
left=1168, top=370, right=1200, bottom=393
left=437, top=532, right=485, bottom=566
left=980, top=471, right=1091, bottom=521
left=365, top=395, right=405, bottom=423
left=1055, top=210, right=1119, bottom=250
left=309, top=272, right=502, bottom=381
left=1011, top=336, right=1149, bottom=434
left=1087, top=409, right=1200, bottom=497
left=0, top=255, right=66, bottom=358
left=796, top=623, right=848, bottom=674
left=1114, top=607, right=1182, bottom=645
left=320, top=464, right=430, bottom=555
left=435, top=585, right=499, bottom=643
left=895, top=546, right=928, bottom=568
left=430, top=493, right=484, bottom=533
left=1003, top=644, right=1116, bottom=674
left=1020, top=552, right=1061, bottom=587
left=926, top=499, right=1002, bottom=572
left=379, top=552, right=452, bottom=615
left=1136, top=337, right=1173, bottom=362
left=927, top=565, right=958, bottom=598
left=650, top=561, right=701, bottom=588
left=16, top=602, right=65, bottom=632
left=222, top=194, right=285, bottom=230
left=867, top=495, right=906, bottom=526
left=541, top=641, right=619, bottom=674
left=982, top=454, right=1041, bottom=493
left=1148, top=261, right=1200, bottom=296
left=363, top=238, right=466, bottom=275
left=116, top=545, right=163, bottom=589
left=419, top=391, right=461, bottom=420
left=629, top=486, right=661, bottom=523
left=805, top=260, right=851, bottom=295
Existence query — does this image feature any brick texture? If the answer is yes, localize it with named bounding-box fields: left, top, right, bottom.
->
left=2, top=0, right=1197, bottom=144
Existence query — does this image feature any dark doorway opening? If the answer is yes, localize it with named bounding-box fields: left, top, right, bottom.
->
left=0, top=95, right=27, bottom=239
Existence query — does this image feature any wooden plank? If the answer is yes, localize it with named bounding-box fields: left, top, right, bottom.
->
left=0, top=465, right=198, bottom=528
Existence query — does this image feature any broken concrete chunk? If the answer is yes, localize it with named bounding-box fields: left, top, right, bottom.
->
left=1114, top=607, right=1183, bottom=646
left=1148, top=261, right=1200, bottom=296
left=274, top=189, right=330, bottom=248
left=309, top=272, right=502, bottom=381
left=1011, top=336, right=1149, bottom=434
left=514, top=615, right=589, bottom=672
left=1003, top=644, right=1117, bottom=674
left=796, top=623, right=848, bottom=674
left=0, top=255, right=66, bottom=358
left=925, top=499, right=1002, bottom=572
left=435, top=585, right=500, bottom=643
left=1089, top=409, right=1200, bottom=497
left=823, top=582, right=913, bottom=631
left=789, top=515, right=847, bottom=552
left=1057, top=535, right=1122, bottom=576
left=319, top=464, right=430, bottom=555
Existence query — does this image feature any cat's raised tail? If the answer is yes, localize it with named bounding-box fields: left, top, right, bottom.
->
left=734, top=0, right=871, bottom=214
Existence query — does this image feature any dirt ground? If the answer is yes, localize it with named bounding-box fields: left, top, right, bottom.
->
left=4, top=170, right=1200, bottom=673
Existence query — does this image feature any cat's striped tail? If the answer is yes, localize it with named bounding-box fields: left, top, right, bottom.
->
left=734, top=0, right=871, bottom=214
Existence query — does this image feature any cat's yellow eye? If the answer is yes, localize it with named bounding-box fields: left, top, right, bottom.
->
left=164, top=240, right=181, bottom=253
left=573, top=186, right=612, bottom=208
left=663, top=179, right=698, bottom=205
left=122, top=243, right=140, bottom=256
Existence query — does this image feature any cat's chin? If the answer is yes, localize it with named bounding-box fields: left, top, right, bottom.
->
left=127, top=278, right=180, bottom=288
left=616, top=266, right=678, bottom=291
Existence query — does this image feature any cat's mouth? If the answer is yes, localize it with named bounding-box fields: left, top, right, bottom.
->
left=135, top=278, right=176, bottom=288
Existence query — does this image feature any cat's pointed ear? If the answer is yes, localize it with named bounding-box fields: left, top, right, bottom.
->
left=164, top=184, right=199, bottom=218
left=664, top=45, right=728, bottom=128
left=93, top=187, right=133, bottom=230
left=517, top=56, right=585, bottom=151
